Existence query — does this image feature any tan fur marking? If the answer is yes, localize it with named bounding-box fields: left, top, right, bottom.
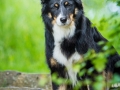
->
left=50, top=58, right=57, bottom=67
left=65, top=2, right=68, bottom=6
left=48, top=12, right=52, bottom=18
left=58, top=85, right=66, bottom=90
left=70, top=14, right=74, bottom=21
left=69, top=14, right=76, bottom=27
left=52, top=17, right=56, bottom=25
left=55, top=3, right=59, bottom=8
left=75, top=8, right=78, bottom=15
left=103, top=71, right=112, bottom=82
left=102, top=71, right=113, bottom=90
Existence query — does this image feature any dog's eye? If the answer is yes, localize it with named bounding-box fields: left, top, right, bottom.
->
left=54, top=3, right=59, bottom=9
left=64, top=2, right=71, bottom=7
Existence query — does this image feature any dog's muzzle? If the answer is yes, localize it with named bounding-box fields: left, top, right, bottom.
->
left=60, top=17, right=67, bottom=23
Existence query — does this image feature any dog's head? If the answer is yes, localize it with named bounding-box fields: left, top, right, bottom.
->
left=41, top=0, right=83, bottom=27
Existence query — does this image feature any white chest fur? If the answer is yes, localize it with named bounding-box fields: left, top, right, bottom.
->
left=52, top=23, right=82, bottom=86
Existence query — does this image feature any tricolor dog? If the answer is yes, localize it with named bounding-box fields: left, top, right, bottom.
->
left=41, top=0, right=120, bottom=90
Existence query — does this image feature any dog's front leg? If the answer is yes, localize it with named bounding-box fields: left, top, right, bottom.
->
left=49, top=58, right=69, bottom=90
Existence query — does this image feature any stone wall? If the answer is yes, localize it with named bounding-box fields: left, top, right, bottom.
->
left=0, top=71, right=52, bottom=90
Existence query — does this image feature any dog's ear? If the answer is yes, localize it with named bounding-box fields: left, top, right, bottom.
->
left=75, top=0, right=83, bottom=9
left=41, top=0, right=47, bottom=4
left=41, top=0, right=44, bottom=4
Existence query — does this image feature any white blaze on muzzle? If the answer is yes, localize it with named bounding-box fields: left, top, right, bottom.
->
left=56, top=8, right=71, bottom=26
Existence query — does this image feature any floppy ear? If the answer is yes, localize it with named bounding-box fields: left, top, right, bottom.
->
left=75, top=0, right=83, bottom=9
left=41, top=0, right=47, bottom=4
left=41, top=0, right=44, bottom=4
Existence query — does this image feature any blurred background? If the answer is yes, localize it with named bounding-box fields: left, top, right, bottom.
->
left=0, top=0, right=120, bottom=73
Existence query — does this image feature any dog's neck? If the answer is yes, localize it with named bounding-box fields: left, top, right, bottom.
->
left=52, top=22, right=76, bottom=44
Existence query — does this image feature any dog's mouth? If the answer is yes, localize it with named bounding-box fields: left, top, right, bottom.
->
left=56, top=15, right=71, bottom=26
left=56, top=20, right=71, bottom=26
left=55, top=14, right=74, bottom=27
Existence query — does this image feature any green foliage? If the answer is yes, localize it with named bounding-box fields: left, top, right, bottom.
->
left=51, top=0, right=120, bottom=89
left=0, top=1, right=120, bottom=89
left=83, top=0, right=120, bottom=54
left=0, top=0, right=49, bottom=73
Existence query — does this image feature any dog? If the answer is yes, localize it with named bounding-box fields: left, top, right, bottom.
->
left=41, top=0, right=120, bottom=90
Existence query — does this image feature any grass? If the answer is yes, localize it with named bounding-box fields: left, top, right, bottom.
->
left=0, top=0, right=120, bottom=73
left=0, top=0, right=49, bottom=73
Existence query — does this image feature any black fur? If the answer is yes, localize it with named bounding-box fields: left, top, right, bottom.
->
left=41, top=0, right=120, bottom=90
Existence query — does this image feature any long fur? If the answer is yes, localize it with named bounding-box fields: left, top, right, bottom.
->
left=41, top=0, right=120, bottom=90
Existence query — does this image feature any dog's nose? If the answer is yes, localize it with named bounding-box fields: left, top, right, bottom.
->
left=60, top=17, right=67, bottom=23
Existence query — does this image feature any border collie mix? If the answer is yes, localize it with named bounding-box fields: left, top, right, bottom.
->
left=41, top=0, right=120, bottom=89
